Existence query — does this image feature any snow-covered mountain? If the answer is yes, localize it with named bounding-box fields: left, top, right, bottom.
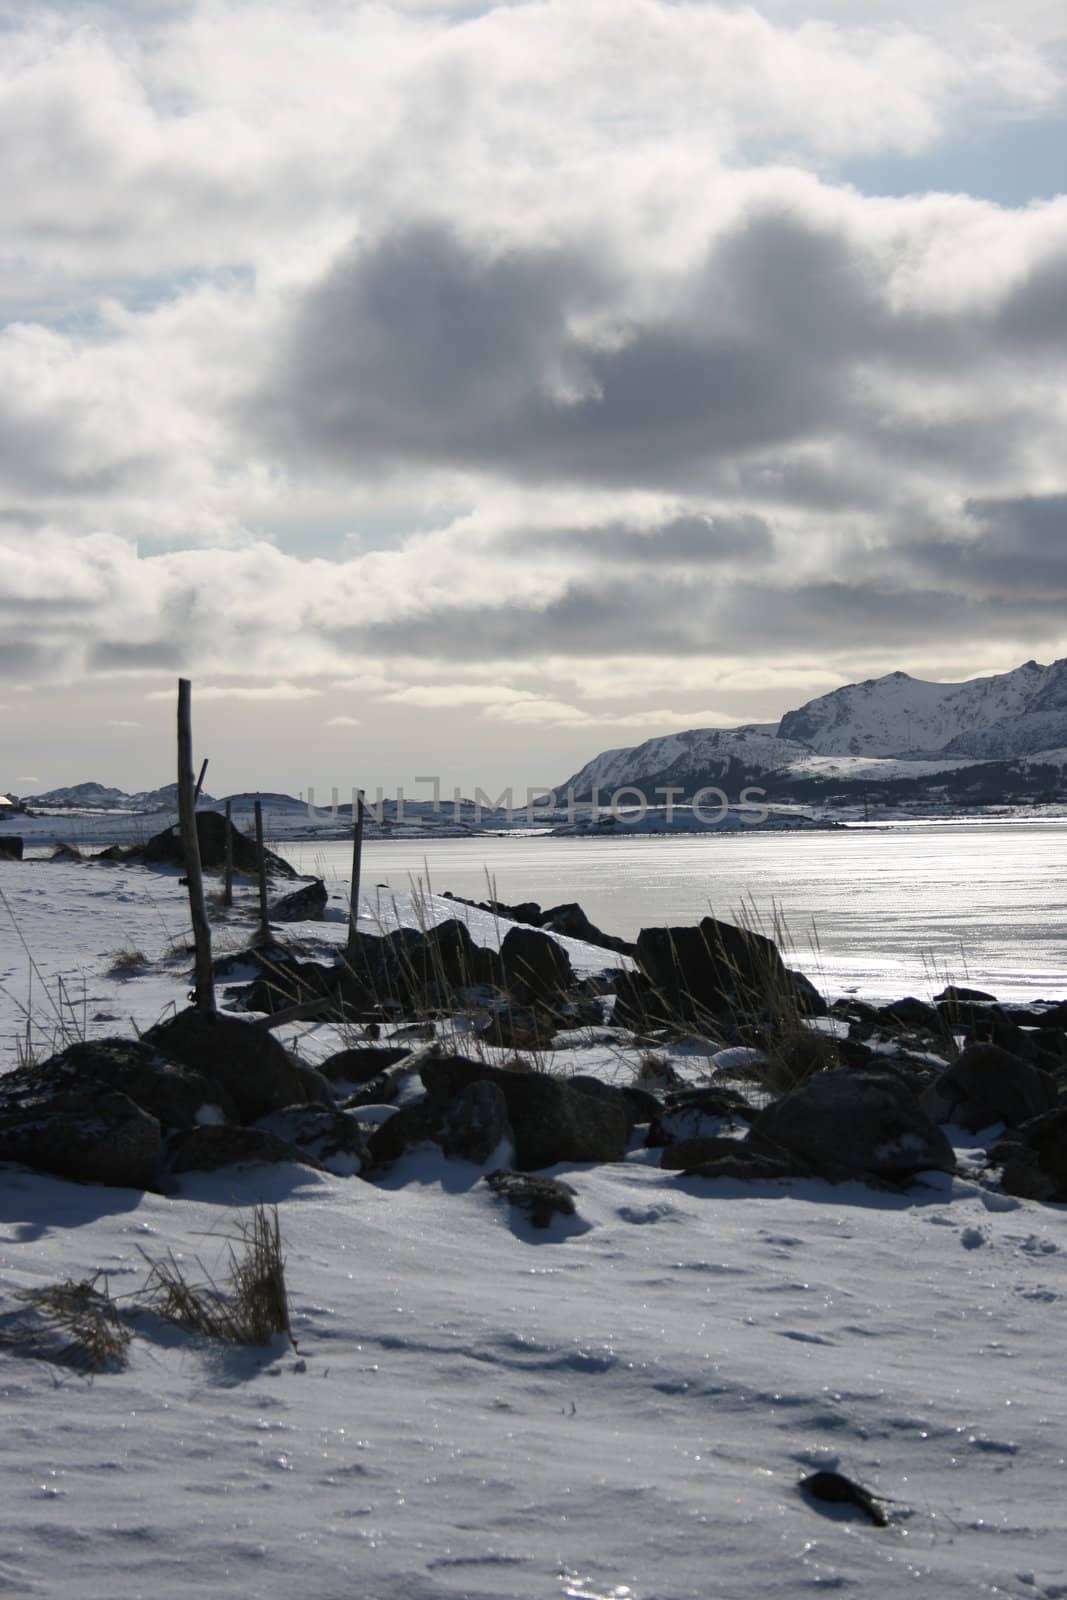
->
left=28, top=780, right=218, bottom=812
left=560, top=727, right=812, bottom=798
left=778, top=659, right=1067, bottom=758
left=559, top=657, right=1067, bottom=799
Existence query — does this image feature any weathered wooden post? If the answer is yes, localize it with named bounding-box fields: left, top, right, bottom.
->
left=177, top=679, right=215, bottom=1013
left=193, top=758, right=209, bottom=804
left=254, top=799, right=270, bottom=947
left=345, top=788, right=365, bottom=960
left=223, top=798, right=234, bottom=908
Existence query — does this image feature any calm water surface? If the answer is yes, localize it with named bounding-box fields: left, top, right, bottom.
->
left=285, top=819, right=1067, bottom=1003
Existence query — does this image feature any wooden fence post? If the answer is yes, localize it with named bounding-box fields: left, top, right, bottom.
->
left=177, top=679, right=215, bottom=1013
left=345, top=789, right=365, bottom=960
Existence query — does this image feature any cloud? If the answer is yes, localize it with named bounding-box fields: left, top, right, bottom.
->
left=2, top=0, right=1067, bottom=757
left=144, top=682, right=322, bottom=703
left=104, top=718, right=141, bottom=728
left=324, top=715, right=362, bottom=727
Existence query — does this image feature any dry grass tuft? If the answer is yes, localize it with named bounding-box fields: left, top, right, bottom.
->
left=2, top=1274, right=131, bottom=1372
left=141, top=1205, right=292, bottom=1347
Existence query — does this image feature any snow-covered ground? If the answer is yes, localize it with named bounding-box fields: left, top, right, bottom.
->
left=2, top=855, right=1067, bottom=1600
left=2, top=1101, right=1066, bottom=1599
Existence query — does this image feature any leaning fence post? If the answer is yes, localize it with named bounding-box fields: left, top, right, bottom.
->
left=177, top=679, right=215, bottom=1013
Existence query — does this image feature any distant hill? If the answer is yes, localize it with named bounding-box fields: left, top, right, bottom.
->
left=28, top=780, right=219, bottom=812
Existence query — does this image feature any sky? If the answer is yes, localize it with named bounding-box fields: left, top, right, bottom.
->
left=2, top=0, right=1066, bottom=799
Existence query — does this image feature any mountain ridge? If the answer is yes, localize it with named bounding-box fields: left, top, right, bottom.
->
left=558, top=656, right=1067, bottom=800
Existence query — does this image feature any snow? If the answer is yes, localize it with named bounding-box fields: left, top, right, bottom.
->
left=2, top=1145, right=1066, bottom=1599
left=3, top=859, right=1067, bottom=1597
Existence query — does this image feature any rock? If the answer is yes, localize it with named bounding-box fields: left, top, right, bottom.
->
left=566, top=1073, right=644, bottom=1134
left=660, top=1135, right=753, bottom=1169
left=877, top=997, right=943, bottom=1031
left=936, top=984, right=998, bottom=1005
left=765, top=1029, right=840, bottom=1088
left=439, top=1081, right=513, bottom=1163
left=318, top=1046, right=414, bottom=1085
left=921, top=1042, right=1058, bottom=1132
left=138, top=811, right=299, bottom=877
left=634, top=917, right=815, bottom=1025
left=38, top=1037, right=238, bottom=1132
left=611, top=969, right=674, bottom=1031
left=996, top=1107, right=1067, bottom=1201
left=167, top=1124, right=321, bottom=1174
left=750, top=1069, right=955, bottom=1182
left=474, top=1004, right=560, bottom=1052
left=268, top=878, right=328, bottom=922
left=243, top=949, right=340, bottom=1015
left=539, top=902, right=635, bottom=957
left=935, top=999, right=1026, bottom=1055
left=291, top=1061, right=335, bottom=1105
left=49, top=842, right=83, bottom=862
left=363, top=1101, right=444, bottom=1167
left=679, top=1147, right=804, bottom=1182
left=484, top=1169, right=577, bottom=1227
left=144, top=1007, right=311, bottom=1123
left=500, top=925, right=575, bottom=1004
left=788, top=969, right=828, bottom=1017
left=420, top=1055, right=629, bottom=1170
left=0, top=1061, right=163, bottom=1189
left=647, top=1085, right=756, bottom=1147
left=255, top=1106, right=367, bottom=1174
left=0, top=836, right=23, bottom=860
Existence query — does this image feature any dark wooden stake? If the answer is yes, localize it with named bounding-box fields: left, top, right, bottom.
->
left=223, top=798, right=234, bottom=908
left=254, top=799, right=270, bottom=947
left=345, top=789, right=365, bottom=959
left=177, top=679, right=215, bottom=1013
left=193, top=757, right=209, bottom=803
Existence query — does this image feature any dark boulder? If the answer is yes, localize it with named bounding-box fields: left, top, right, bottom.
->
left=138, top=810, right=298, bottom=877
left=243, top=948, right=340, bottom=1015
left=439, top=1081, right=513, bottom=1163
left=995, top=1108, right=1067, bottom=1201
left=144, top=1007, right=310, bottom=1123
left=750, top=1069, right=955, bottom=1182
left=318, top=1046, right=414, bottom=1085
left=677, top=1146, right=804, bottom=1183
left=877, top=997, right=943, bottom=1032
left=363, top=1101, right=444, bottom=1167
left=500, top=925, right=575, bottom=1005
left=921, top=1042, right=1057, bottom=1132
left=647, top=1085, right=756, bottom=1147
left=38, top=1037, right=238, bottom=1132
left=255, top=1106, right=367, bottom=1174
left=167, top=1124, right=321, bottom=1174
left=0, top=1060, right=162, bottom=1189
left=634, top=917, right=816, bottom=1025
left=0, top=836, right=23, bottom=861
left=540, top=903, right=635, bottom=958
left=936, top=984, right=998, bottom=1005
left=420, top=1055, right=628, bottom=1170
left=484, top=1169, right=577, bottom=1227
left=268, top=878, right=328, bottom=922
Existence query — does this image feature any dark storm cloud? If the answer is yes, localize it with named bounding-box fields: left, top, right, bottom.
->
left=912, top=493, right=1067, bottom=593
left=253, top=206, right=1067, bottom=506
